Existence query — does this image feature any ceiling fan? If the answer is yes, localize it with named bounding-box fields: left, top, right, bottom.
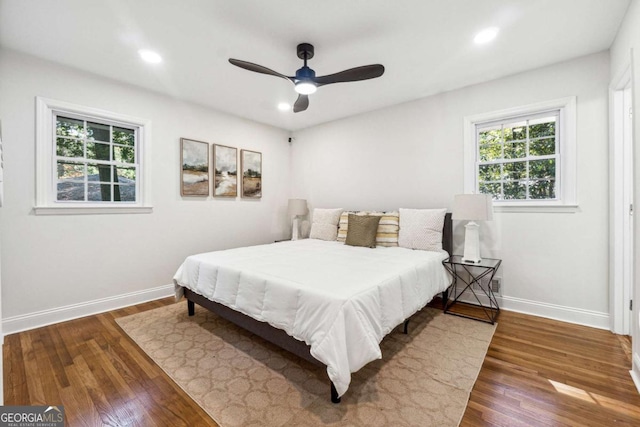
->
left=229, top=43, right=385, bottom=113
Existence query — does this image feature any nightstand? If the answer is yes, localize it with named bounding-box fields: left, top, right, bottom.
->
left=442, top=255, right=502, bottom=324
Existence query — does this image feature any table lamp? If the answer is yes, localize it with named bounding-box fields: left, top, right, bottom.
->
left=452, top=194, right=493, bottom=263
left=288, top=199, right=308, bottom=240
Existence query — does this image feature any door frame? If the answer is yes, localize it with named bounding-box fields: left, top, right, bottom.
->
left=610, top=60, right=634, bottom=335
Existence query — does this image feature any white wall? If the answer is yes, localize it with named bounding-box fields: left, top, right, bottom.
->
left=0, top=46, right=614, bottom=332
left=0, top=49, right=291, bottom=332
left=610, top=0, right=640, bottom=393
left=292, top=51, right=611, bottom=328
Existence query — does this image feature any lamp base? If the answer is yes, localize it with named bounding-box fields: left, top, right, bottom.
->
left=292, top=217, right=300, bottom=240
left=462, top=221, right=482, bottom=263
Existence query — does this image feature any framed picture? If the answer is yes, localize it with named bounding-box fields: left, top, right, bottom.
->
left=241, top=149, right=262, bottom=198
left=180, top=138, right=210, bottom=196
left=213, top=144, right=238, bottom=197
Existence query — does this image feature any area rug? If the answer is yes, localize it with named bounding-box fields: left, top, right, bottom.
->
left=116, top=302, right=495, bottom=427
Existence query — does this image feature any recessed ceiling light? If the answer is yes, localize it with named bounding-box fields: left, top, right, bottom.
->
left=474, top=27, right=499, bottom=44
left=138, top=49, right=162, bottom=64
left=277, top=102, right=291, bottom=111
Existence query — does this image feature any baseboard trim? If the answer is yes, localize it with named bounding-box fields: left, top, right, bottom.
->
left=500, top=295, right=609, bottom=329
left=2, top=284, right=174, bottom=336
left=631, top=354, right=640, bottom=394
left=2, top=286, right=611, bottom=335
left=454, top=291, right=609, bottom=330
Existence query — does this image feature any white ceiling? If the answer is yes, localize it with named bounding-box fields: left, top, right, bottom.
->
left=0, top=0, right=630, bottom=131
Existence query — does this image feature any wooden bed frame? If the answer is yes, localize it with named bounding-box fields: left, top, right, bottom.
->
left=182, top=212, right=453, bottom=403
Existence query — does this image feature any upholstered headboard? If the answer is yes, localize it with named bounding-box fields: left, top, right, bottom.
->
left=442, top=212, right=453, bottom=257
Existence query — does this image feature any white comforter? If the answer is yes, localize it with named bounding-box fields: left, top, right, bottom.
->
left=173, top=239, right=450, bottom=397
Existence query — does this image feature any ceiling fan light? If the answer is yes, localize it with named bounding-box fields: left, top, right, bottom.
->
left=295, top=81, right=317, bottom=95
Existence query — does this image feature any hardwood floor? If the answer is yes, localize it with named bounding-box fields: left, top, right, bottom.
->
left=4, top=298, right=640, bottom=426
left=451, top=303, right=640, bottom=427
left=3, top=299, right=217, bottom=427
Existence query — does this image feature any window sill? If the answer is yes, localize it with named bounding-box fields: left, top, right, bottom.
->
left=494, top=204, right=579, bottom=213
left=33, top=206, right=153, bottom=215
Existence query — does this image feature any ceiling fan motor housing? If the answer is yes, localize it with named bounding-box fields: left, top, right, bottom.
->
left=296, top=43, right=316, bottom=82
left=297, top=43, right=314, bottom=60
left=295, top=66, right=315, bottom=81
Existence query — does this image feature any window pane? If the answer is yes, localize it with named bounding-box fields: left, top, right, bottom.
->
left=530, top=159, right=556, bottom=179
left=57, top=182, right=85, bottom=201
left=87, top=121, right=110, bottom=142
left=87, top=142, right=111, bottom=161
left=529, top=118, right=556, bottom=139
left=479, top=129, right=501, bottom=144
left=115, top=166, right=136, bottom=183
left=87, top=164, right=98, bottom=179
left=57, top=162, right=85, bottom=180
left=503, top=181, right=526, bottom=199
left=88, top=183, right=112, bottom=201
left=87, top=163, right=112, bottom=183
left=56, top=116, right=84, bottom=138
left=530, top=138, right=555, bottom=157
left=479, top=164, right=501, bottom=182
left=503, top=161, right=526, bottom=180
left=116, top=184, right=136, bottom=202
left=113, top=127, right=135, bottom=146
left=529, top=179, right=556, bottom=199
left=113, top=145, right=135, bottom=164
left=504, top=141, right=526, bottom=159
left=503, top=122, right=526, bottom=141
left=56, top=138, right=84, bottom=158
left=479, top=143, right=501, bottom=162
left=479, top=182, right=502, bottom=199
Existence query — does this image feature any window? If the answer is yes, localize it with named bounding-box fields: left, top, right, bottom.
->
left=55, top=115, right=137, bottom=203
left=464, top=97, right=576, bottom=211
left=477, top=113, right=558, bottom=200
left=35, top=97, right=152, bottom=215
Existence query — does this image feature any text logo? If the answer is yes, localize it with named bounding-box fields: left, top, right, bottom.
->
left=0, top=405, right=64, bottom=427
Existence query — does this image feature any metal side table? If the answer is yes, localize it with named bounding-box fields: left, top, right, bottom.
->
left=442, top=255, right=502, bottom=324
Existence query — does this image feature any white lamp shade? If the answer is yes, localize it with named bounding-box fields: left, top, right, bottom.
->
left=452, top=194, right=493, bottom=221
left=288, top=199, right=308, bottom=216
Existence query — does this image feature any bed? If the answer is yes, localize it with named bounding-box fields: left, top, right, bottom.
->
left=173, top=213, right=452, bottom=403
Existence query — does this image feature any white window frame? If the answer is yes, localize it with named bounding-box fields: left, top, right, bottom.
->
left=35, top=97, right=153, bottom=215
left=463, top=97, right=577, bottom=213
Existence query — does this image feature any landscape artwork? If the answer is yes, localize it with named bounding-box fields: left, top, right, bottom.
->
left=213, top=144, right=238, bottom=197
left=180, top=138, right=209, bottom=196
left=241, top=149, right=262, bottom=198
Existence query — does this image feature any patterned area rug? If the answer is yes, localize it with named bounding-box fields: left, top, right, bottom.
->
left=116, top=302, right=495, bottom=427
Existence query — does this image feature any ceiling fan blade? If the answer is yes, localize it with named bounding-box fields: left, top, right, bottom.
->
left=228, top=59, right=293, bottom=83
left=314, top=64, right=384, bottom=86
left=293, top=94, right=309, bottom=113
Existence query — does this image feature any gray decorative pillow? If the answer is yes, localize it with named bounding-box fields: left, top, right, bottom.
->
left=345, top=214, right=382, bottom=248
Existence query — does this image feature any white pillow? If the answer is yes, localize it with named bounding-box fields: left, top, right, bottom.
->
left=398, top=208, right=447, bottom=251
left=309, top=208, right=343, bottom=241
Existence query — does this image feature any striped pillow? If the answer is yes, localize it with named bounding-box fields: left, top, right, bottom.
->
left=337, top=211, right=399, bottom=247
left=369, top=211, right=400, bottom=247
